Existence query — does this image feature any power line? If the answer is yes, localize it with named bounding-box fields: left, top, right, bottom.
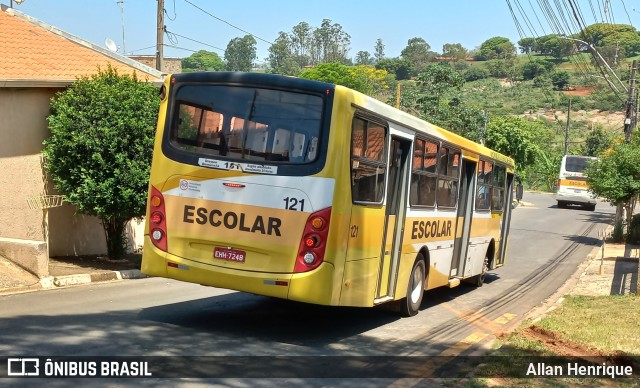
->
left=182, top=0, right=273, bottom=45
left=128, top=44, right=157, bottom=54
left=165, top=29, right=226, bottom=52
left=619, top=0, right=634, bottom=27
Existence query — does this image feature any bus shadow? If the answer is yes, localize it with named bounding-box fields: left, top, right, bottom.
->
left=139, top=281, right=492, bottom=345
left=139, top=292, right=399, bottom=345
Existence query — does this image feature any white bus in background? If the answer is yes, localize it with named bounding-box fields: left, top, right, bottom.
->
left=556, top=155, right=598, bottom=211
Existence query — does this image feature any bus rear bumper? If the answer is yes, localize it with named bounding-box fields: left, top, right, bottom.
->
left=556, top=193, right=596, bottom=205
left=141, top=236, right=337, bottom=304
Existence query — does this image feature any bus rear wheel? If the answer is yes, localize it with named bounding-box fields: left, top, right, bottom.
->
left=400, top=255, right=426, bottom=317
left=472, top=253, right=490, bottom=287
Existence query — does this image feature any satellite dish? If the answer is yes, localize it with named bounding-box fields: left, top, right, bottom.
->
left=105, top=38, right=118, bottom=52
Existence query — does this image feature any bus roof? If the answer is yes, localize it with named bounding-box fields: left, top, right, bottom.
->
left=168, top=72, right=515, bottom=170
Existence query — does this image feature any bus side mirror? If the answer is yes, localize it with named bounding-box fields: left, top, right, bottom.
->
left=516, top=183, right=524, bottom=202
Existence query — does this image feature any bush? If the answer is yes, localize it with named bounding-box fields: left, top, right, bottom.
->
left=44, top=66, right=160, bottom=258
left=550, top=71, right=570, bottom=90
left=464, top=67, right=489, bottom=82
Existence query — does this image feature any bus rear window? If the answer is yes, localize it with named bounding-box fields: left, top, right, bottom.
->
left=565, top=156, right=591, bottom=173
left=169, top=85, right=323, bottom=164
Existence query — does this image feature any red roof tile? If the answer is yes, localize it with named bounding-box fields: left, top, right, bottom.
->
left=0, top=6, right=162, bottom=82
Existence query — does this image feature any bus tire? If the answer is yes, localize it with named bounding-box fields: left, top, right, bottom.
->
left=557, top=201, right=566, bottom=208
left=400, top=255, right=426, bottom=317
left=586, top=204, right=596, bottom=211
left=471, top=253, right=490, bottom=287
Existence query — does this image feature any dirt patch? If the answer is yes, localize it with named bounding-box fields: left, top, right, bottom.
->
left=523, top=325, right=607, bottom=358
left=520, top=325, right=635, bottom=368
left=562, top=86, right=595, bottom=97
left=522, top=108, right=624, bottom=129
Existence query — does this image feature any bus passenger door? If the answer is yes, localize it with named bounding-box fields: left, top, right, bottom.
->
left=451, top=159, right=477, bottom=277
left=495, top=173, right=515, bottom=268
left=376, top=137, right=411, bottom=300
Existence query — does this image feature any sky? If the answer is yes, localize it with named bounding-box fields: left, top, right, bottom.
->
left=7, top=0, right=640, bottom=64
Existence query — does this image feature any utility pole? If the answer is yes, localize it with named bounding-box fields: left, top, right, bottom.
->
left=564, top=98, right=571, bottom=155
left=156, top=0, right=164, bottom=72
left=117, top=0, right=126, bottom=55
left=624, top=60, right=637, bottom=143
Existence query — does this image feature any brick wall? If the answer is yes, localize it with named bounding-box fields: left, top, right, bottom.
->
left=128, top=56, right=182, bottom=73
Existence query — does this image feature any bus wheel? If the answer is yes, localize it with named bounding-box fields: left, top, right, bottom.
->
left=472, top=253, right=490, bottom=287
left=400, top=255, right=426, bottom=317
left=586, top=204, right=596, bottom=211
left=557, top=201, right=566, bottom=208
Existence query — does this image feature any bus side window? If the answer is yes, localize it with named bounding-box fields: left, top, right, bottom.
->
left=351, top=117, right=387, bottom=203
left=410, top=138, right=437, bottom=207
left=476, top=160, right=490, bottom=211
left=492, top=164, right=506, bottom=212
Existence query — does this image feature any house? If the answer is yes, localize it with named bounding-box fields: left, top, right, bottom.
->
left=0, top=5, right=164, bottom=277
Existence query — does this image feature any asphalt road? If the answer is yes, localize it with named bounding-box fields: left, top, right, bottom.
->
left=0, top=192, right=615, bottom=385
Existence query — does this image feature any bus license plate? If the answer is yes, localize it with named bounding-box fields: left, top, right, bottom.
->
left=214, top=247, right=246, bottom=263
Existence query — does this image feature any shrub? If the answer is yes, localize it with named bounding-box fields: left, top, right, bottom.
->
left=44, top=65, right=160, bottom=258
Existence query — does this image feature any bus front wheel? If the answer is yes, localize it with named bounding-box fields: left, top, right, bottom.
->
left=400, top=255, right=426, bottom=317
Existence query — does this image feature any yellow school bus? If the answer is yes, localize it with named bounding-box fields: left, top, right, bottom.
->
left=142, top=72, right=517, bottom=316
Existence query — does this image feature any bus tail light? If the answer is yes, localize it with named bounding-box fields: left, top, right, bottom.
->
left=294, top=207, right=331, bottom=273
left=149, top=185, right=168, bottom=252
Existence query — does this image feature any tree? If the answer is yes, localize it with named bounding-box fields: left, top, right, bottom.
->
left=224, top=35, right=257, bottom=71
left=479, top=36, right=516, bottom=60
left=401, top=37, right=434, bottom=74
left=581, top=23, right=640, bottom=57
left=355, top=50, right=374, bottom=65
left=464, top=66, right=489, bottom=81
left=550, top=71, right=570, bottom=90
left=521, top=60, right=553, bottom=80
left=527, top=149, right=563, bottom=192
left=374, top=38, right=385, bottom=62
left=442, top=43, right=467, bottom=61
left=181, top=50, right=225, bottom=72
left=413, top=64, right=485, bottom=140
left=587, top=141, right=640, bottom=226
left=582, top=126, right=613, bottom=156
left=299, top=62, right=389, bottom=97
left=518, top=37, right=537, bottom=54
left=290, top=21, right=313, bottom=67
left=268, top=32, right=301, bottom=76
left=310, top=19, right=351, bottom=64
left=536, top=34, right=574, bottom=60
left=43, top=66, right=159, bottom=258
left=486, top=59, right=518, bottom=80
left=595, top=44, right=626, bottom=69
left=416, top=63, right=464, bottom=106
left=485, top=116, right=540, bottom=171
left=376, top=58, right=411, bottom=80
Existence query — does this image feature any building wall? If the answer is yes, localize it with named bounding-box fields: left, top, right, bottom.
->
left=128, top=56, right=182, bottom=74
left=0, top=88, right=56, bottom=242
left=0, top=87, right=138, bottom=275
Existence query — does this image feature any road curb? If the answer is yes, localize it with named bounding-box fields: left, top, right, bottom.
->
left=40, top=269, right=147, bottom=290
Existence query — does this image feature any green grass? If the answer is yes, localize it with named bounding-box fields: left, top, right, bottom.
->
left=538, top=295, right=640, bottom=355
left=464, top=294, right=640, bottom=386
